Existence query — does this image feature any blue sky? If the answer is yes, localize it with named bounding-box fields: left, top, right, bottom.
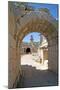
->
left=23, top=32, right=40, bottom=43
left=27, top=3, right=58, bottom=19
left=22, top=3, right=58, bottom=43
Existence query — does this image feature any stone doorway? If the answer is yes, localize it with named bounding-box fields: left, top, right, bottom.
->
left=26, top=48, right=31, bottom=54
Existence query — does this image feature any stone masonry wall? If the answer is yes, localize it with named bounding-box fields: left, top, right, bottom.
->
left=8, top=3, right=21, bottom=88
left=8, top=34, right=20, bottom=88
left=48, top=36, right=58, bottom=74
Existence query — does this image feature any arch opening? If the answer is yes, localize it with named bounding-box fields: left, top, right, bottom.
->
left=20, top=32, right=48, bottom=70
left=26, top=48, right=31, bottom=54
left=18, top=29, right=58, bottom=88
left=8, top=2, right=58, bottom=88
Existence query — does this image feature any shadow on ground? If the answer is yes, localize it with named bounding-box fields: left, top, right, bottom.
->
left=17, top=65, right=58, bottom=88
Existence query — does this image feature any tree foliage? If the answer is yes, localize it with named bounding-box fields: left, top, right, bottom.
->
left=38, top=8, right=50, bottom=15
left=14, top=2, right=34, bottom=11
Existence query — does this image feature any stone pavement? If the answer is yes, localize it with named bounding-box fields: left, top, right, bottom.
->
left=21, top=65, right=58, bottom=88
left=17, top=54, right=58, bottom=88
left=21, top=54, right=48, bottom=70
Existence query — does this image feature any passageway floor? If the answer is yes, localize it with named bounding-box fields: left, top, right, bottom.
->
left=17, top=54, right=58, bottom=88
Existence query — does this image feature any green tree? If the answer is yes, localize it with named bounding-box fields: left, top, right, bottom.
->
left=38, top=8, right=50, bottom=15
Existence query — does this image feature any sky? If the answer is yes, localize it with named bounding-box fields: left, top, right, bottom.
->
left=23, top=32, right=40, bottom=43
left=28, top=3, right=58, bottom=19
left=22, top=3, right=58, bottom=43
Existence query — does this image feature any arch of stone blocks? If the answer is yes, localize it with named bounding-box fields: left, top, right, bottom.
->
left=17, top=16, right=58, bottom=73
left=8, top=3, right=58, bottom=88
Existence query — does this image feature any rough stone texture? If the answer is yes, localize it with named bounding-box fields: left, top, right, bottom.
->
left=8, top=34, right=22, bottom=89
left=8, top=34, right=18, bottom=88
left=8, top=2, right=58, bottom=88
left=17, top=65, right=58, bottom=88
left=8, top=3, right=22, bottom=88
left=48, top=36, right=58, bottom=74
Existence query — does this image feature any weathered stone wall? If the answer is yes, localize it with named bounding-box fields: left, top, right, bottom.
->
left=8, top=2, right=58, bottom=88
left=8, top=3, right=22, bottom=88
left=8, top=34, right=20, bottom=88
left=43, top=50, right=48, bottom=60
left=48, top=36, right=58, bottom=74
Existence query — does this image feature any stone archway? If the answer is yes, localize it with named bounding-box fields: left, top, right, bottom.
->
left=8, top=3, right=58, bottom=88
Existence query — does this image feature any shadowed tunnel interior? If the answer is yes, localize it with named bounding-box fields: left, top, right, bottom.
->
left=26, top=48, right=31, bottom=54
left=16, top=65, right=58, bottom=88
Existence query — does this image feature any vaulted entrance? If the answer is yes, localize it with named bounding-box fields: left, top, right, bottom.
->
left=8, top=2, right=58, bottom=89
left=26, top=48, right=31, bottom=54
